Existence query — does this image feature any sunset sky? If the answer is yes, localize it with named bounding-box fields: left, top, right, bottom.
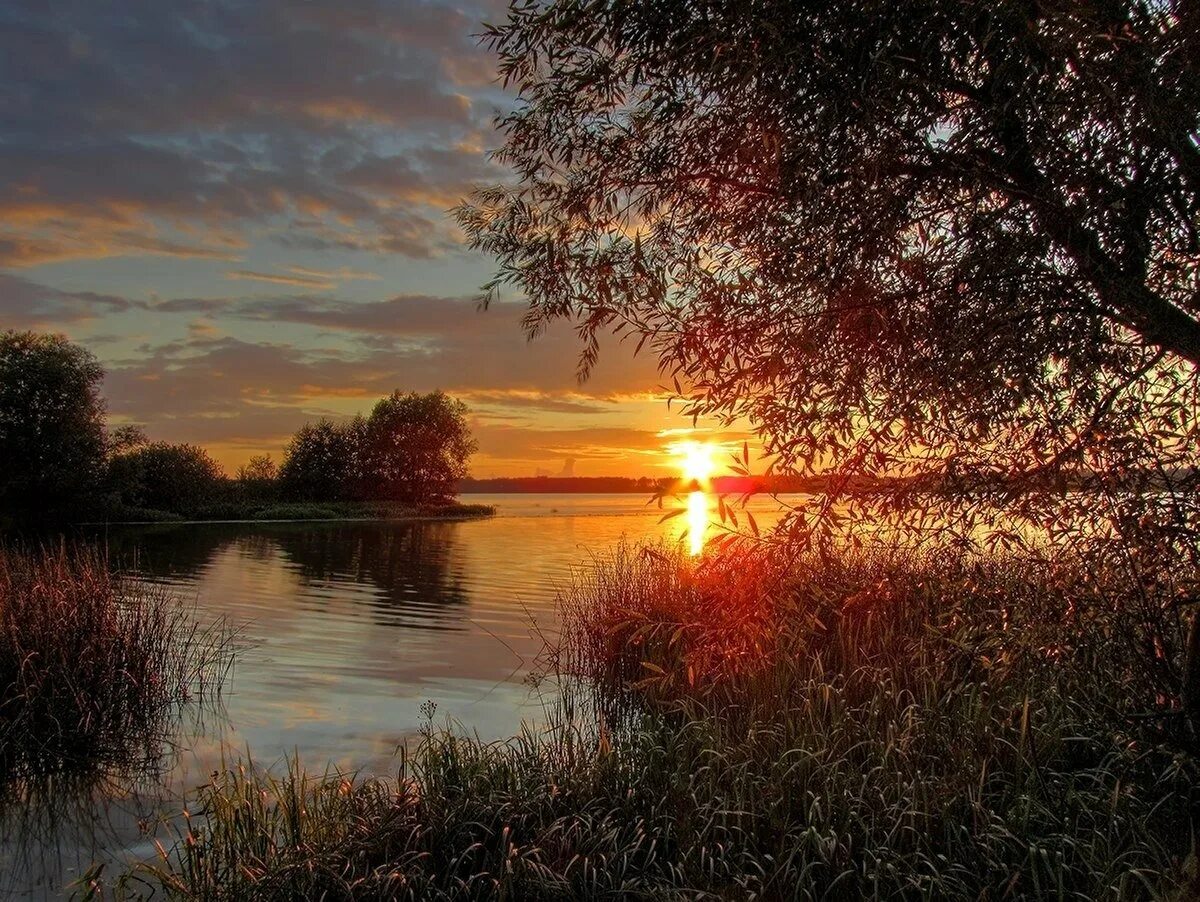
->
left=1, top=0, right=749, bottom=477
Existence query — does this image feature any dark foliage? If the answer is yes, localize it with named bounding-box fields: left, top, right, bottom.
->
left=280, top=392, right=476, bottom=504
left=279, top=418, right=368, bottom=503
left=0, top=331, right=107, bottom=526
left=455, top=0, right=1200, bottom=546
left=107, top=442, right=225, bottom=516
left=363, top=391, right=477, bottom=504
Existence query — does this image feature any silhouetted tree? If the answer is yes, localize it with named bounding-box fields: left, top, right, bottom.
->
left=279, top=418, right=366, bottom=502
left=458, top=3, right=1200, bottom=717
left=107, top=424, right=147, bottom=456
left=0, top=331, right=107, bottom=525
left=108, top=442, right=224, bottom=515
left=236, top=454, right=279, bottom=501
left=363, top=391, right=476, bottom=503
left=458, top=1, right=1199, bottom=532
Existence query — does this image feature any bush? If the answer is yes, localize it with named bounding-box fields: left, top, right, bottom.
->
left=107, top=442, right=225, bottom=515
left=0, top=545, right=233, bottom=782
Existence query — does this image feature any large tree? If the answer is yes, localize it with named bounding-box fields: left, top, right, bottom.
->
left=0, top=331, right=107, bottom=524
left=457, top=0, right=1199, bottom=543
left=458, top=0, right=1200, bottom=718
left=363, top=391, right=476, bottom=504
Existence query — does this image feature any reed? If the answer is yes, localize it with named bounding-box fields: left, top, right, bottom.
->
left=0, top=545, right=234, bottom=784
left=129, top=543, right=1198, bottom=900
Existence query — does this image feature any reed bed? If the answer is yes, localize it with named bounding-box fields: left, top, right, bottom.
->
left=131, top=543, right=1198, bottom=900
left=0, top=545, right=234, bottom=784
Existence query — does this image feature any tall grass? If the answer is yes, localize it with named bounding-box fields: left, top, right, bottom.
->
left=130, top=542, right=1198, bottom=900
left=0, top=545, right=234, bottom=783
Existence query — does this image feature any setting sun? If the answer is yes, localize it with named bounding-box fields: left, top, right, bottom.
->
left=675, top=440, right=717, bottom=487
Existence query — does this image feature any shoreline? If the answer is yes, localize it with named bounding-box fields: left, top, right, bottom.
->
left=77, top=503, right=497, bottom=527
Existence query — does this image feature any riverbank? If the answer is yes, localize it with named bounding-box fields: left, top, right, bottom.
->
left=121, top=541, right=1198, bottom=900
left=83, top=500, right=497, bottom=525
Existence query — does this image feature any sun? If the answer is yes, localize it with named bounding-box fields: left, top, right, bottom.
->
left=675, top=440, right=717, bottom=487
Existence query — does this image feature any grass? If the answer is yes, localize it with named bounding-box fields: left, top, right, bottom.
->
left=0, top=545, right=234, bottom=785
left=116, top=542, right=1198, bottom=900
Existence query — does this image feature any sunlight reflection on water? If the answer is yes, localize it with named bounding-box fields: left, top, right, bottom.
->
left=686, top=490, right=708, bottom=555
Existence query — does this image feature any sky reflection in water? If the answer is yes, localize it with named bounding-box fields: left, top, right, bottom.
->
left=0, top=493, right=793, bottom=896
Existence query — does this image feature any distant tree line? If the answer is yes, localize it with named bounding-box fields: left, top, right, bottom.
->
left=0, top=331, right=476, bottom=527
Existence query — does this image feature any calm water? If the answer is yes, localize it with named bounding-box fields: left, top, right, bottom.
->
left=1, top=493, right=795, bottom=898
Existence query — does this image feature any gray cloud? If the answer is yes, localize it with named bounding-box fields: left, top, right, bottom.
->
left=0, top=0, right=506, bottom=265
left=0, top=272, right=138, bottom=327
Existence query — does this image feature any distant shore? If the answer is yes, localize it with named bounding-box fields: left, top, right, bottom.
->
left=80, top=500, right=496, bottom=526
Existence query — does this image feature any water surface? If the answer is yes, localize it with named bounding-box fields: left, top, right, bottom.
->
left=0, top=493, right=793, bottom=897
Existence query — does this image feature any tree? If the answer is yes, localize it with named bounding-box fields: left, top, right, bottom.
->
left=363, top=392, right=476, bottom=503
left=235, top=454, right=279, bottom=502
left=279, top=419, right=366, bottom=502
left=108, top=442, right=225, bottom=515
left=458, top=1, right=1199, bottom=529
left=0, top=331, right=107, bottom=524
left=237, top=455, right=278, bottom=484
left=458, top=4, right=1200, bottom=714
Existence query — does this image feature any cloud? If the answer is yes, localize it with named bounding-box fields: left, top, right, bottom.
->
left=0, top=0, right=505, bottom=266
left=0, top=272, right=138, bottom=328
left=288, top=266, right=381, bottom=282
left=226, top=270, right=337, bottom=290
left=95, top=290, right=664, bottom=469
left=152, top=297, right=232, bottom=314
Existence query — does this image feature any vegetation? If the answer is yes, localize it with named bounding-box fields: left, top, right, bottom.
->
left=363, top=391, right=477, bottom=504
left=0, top=330, right=486, bottom=527
left=280, top=391, right=477, bottom=505
left=455, top=0, right=1200, bottom=732
left=0, top=331, right=108, bottom=527
left=278, top=418, right=367, bottom=504
left=128, top=541, right=1197, bottom=900
left=455, top=1, right=1200, bottom=552
left=107, top=442, right=226, bottom=516
left=0, top=545, right=233, bottom=783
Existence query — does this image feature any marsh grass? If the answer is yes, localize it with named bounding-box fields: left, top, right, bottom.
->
left=127, top=543, right=1199, bottom=900
left=0, top=545, right=234, bottom=785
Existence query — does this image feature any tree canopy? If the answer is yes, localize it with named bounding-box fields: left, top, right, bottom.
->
left=457, top=0, right=1200, bottom=550
left=364, top=391, right=477, bottom=503
left=279, top=392, right=476, bottom=504
left=279, top=418, right=367, bottom=503
left=0, top=330, right=107, bottom=524
left=108, top=442, right=225, bottom=515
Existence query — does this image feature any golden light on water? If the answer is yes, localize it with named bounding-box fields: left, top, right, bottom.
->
left=686, top=490, right=707, bottom=556
left=670, top=440, right=717, bottom=555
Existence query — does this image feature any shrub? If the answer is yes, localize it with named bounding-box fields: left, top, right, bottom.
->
left=107, top=442, right=225, bottom=515
left=0, top=545, right=233, bottom=782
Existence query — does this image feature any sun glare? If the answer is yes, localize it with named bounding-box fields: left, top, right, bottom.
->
left=669, top=440, right=717, bottom=555
left=676, top=441, right=717, bottom=488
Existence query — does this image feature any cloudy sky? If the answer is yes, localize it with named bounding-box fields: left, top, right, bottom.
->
left=1, top=0, right=747, bottom=477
